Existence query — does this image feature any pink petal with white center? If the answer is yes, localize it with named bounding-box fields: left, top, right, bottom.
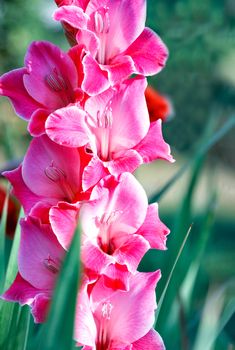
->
left=106, top=149, right=143, bottom=176
left=23, top=41, right=77, bottom=110
left=22, top=135, right=81, bottom=201
left=3, top=166, right=46, bottom=214
left=85, top=77, right=150, bottom=154
left=91, top=271, right=161, bottom=346
left=49, top=201, right=80, bottom=250
left=101, top=55, right=135, bottom=86
left=114, top=235, right=150, bottom=273
left=82, top=156, right=109, bottom=191
left=82, top=53, right=110, bottom=95
left=27, top=108, right=49, bottom=136
left=46, top=106, right=89, bottom=147
left=125, top=28, right=168, bottom=76
left=19, top=216, right=65, bottom=290
left=89, top=173, right=148, bottom=236
left=53, top=5, right=88, bottom=29
left=134, top=120, right=174, bottom=163
left=132, top=329, right=165, bottom=350
left=0, top=68, right=43, bottom=120
left=90, top=0, right=146, bottom=59
left=136, top=203, right=170, bottom=250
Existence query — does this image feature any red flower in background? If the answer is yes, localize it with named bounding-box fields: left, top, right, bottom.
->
left=145, top=85, right=173, bottom=123
left=0, top=185, right=20, bottom=239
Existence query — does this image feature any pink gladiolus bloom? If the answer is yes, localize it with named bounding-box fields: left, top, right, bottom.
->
left=0, top=41, right=84, bottom=136
left=54, top=0, right=168, bottom=95
left=74, top=270, right=165, bottom=349
left=50, top=173, right=169, bottom=289
left=3, top=135, right=90, bottom=216
left=2, top=216, right=65, bottom=323
left=46, top=77, right=173, bottom=190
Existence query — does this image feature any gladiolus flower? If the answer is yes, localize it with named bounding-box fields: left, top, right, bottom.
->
left=54, top=0, right=168, bottom=95
left=0, top=41, right=84, bottom=136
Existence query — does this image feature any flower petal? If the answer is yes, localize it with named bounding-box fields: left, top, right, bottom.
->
left=49, top=201, right=80, bottom=250
left=53, top=5, right=88, bottom=29
left=132, top=329, right=165, bottom=350
left=134, top=120, right=174, bottom=163
left=22, top=135, right=81, bottom=200
left=136, top=204, right=170, bottom=250
left=19, top=216, right=65, bottom=290
left=82, top=53, right=110, bottom=95
left=125, top=28, right=168, bottom=76
left=3, top=166, right=45, bottom=214
left=27, top=108, right=49, bottom=136
left=46, top=106, right=89, bottom=147
left=82, top=156, right=109, bottom=191
left=0, top=68, right=42, bottom=120
left=23, top=41, right=78, bottom=109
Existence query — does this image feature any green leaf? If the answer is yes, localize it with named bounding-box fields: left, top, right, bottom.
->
left=4, top=208, right=23, bottom=291
left=0, top=188, right=9, bottom=293
left=34, top=224, right=81, bottom=350
left=0, top=208, right=23, bottom=348
left=192, top=282, right=235, bottom=350
left=154, top=224, right=192, bottom=325
left=149, top=115, right=235, bottom=203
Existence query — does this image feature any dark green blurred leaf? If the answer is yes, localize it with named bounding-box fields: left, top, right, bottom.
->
left=149, top=115, right=235, bottom=203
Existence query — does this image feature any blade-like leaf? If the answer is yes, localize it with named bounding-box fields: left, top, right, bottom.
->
left=4, top=208, right=23, bottom=291
left=34, top=224, right=81, bottom=350
left=0, top=188, right=9, bottom=292
left=154, top=224, right=192, bottom=325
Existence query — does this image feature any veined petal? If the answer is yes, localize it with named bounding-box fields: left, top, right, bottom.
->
left=46, top=106, right=89, bottom=148
left=125, top=28, right=168, bottom=76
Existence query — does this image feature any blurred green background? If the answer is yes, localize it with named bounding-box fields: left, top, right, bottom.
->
left=0, top=0, right=235, bottom=349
